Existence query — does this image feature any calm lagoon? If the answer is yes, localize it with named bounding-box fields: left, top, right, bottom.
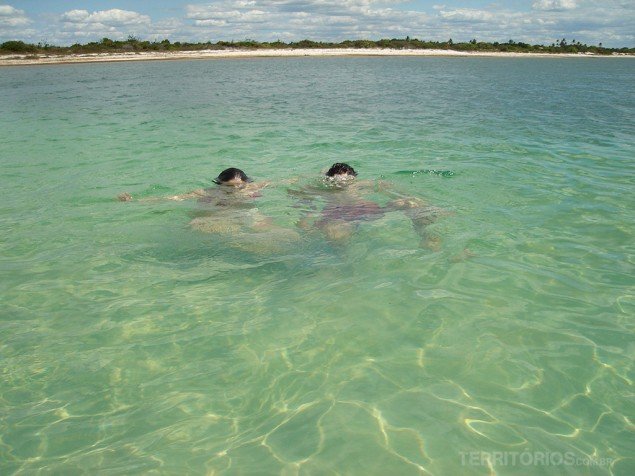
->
left=1, top=57, right=634, bottom=474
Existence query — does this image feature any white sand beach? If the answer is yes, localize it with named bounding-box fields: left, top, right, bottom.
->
left=1, top=48, right=630, bottom=66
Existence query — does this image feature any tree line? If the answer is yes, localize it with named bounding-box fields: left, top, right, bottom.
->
left=1, top=36, right=633, bottom=56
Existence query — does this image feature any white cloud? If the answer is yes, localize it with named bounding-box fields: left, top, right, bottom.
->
left=43, top=9, right=189, bottom=44
left=2, top=1, right=633, bottom=48
left=178, top=1, right=630, bottom=46
left=0, top=4, right=31, bottom=27
left=438, top=9, right=496, bottom=23
left=52, top=8, right=153, bottom=42
left=184, top=1, right=428, bottom=41
left=60, top=10, right=90, bottom=23
left=90, top=9, right=151, bottom=26
left=532, top=0, right=577, bottom=11
left=61, top=9, right=151, bottom=26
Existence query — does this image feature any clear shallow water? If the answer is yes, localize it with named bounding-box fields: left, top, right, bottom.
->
left=1, top=57, right=634, bottom=475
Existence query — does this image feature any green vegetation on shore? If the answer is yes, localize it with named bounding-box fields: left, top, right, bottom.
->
left=1, top=36, right=633, bottom=56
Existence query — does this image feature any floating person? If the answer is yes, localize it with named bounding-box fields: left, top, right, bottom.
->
left=117, top=167, right=266, bottom=203
left=118, top=167, right=299, bottom=251
left=289, top=163, right=443, bottom=249
left=183, top=168, right=271, bottom=235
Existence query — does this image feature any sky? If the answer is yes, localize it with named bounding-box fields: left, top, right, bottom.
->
left=1, top=1, right=633, bottom=47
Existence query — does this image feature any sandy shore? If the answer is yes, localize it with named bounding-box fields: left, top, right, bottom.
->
left=1, top=48, right=631, bottom=66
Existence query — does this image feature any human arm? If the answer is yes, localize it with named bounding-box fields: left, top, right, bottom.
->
left=117, top=189, right=207, bottom=202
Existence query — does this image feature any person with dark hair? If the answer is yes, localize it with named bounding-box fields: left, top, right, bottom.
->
left=117, top=167, right=300, bottom=250
left=325, top=163, right=358, bottom=178
left=291, top=163, right=442, bottom=249
left=212, top=167, right=252, bottom=186
left=117, top=167, right=257, bottom=203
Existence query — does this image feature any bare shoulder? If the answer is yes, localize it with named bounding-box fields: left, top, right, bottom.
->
left=245, top=181, right=269, bottom=192
left=351, top=179, right=392, bottom=191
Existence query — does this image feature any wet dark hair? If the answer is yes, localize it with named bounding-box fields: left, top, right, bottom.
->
left=326, top=163, right=357, bottom=177
left=213, top=167, right=251, bottom=184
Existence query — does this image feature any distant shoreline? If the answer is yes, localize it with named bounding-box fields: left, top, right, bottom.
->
left=1, top=48, right=633, bottom=66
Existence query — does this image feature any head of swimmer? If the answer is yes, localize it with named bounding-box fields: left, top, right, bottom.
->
left=213, top=168, right=251, bottom=187
left=325, top=163, right=357, bottom=183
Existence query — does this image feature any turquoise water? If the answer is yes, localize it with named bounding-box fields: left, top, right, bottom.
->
left=1, top=57, right=634, bottom=475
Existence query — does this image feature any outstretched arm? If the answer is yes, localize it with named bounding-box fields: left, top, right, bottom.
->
left=166, top=189, right=207, bottom=201
left=117, top=189, right=207, bottom=202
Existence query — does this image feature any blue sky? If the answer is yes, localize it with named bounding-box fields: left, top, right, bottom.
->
left=1, top=1, right=633, bottom=47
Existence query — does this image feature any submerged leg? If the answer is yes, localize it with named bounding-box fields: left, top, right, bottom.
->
left=388, top=199, right=445, bottom=251
left=411, top=210, right=443, bottom=251
left=318, top=219, right=355, bottom=243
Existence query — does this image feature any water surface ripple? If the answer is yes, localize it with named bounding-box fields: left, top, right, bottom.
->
left=1, top=57, right=634, bottom=475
